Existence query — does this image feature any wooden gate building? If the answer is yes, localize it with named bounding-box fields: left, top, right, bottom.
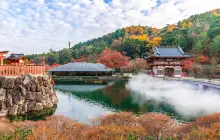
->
left=144, top=46, right=191, bottom=78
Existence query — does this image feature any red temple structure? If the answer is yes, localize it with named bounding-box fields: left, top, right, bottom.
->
left=6, top=54, right=28, bottom=64
left=0, top=51, right=9, bottom=66
left=144, top=46, right=192, bottom=78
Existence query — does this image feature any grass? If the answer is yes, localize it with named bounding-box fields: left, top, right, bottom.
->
left=0, top=128, right=32, bottom=140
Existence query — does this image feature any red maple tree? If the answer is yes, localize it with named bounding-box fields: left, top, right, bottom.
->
left=199, top=55, right=209, bottom=63
left=96, top=49, right=130, bottom=68
left=182, top=58, right=194, bottom=71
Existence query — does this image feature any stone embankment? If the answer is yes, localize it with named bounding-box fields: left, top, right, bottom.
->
left=0, top=74, right=58, bottom=116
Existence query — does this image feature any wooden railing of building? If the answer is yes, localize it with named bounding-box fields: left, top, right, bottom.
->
left=0, top=64, right=46, bottom=76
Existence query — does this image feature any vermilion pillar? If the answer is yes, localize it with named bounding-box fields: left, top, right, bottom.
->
left=0, top=55, right=3, bottom=66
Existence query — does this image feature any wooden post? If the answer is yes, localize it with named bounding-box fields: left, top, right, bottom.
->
left=0, top=55, right=3, bottom=66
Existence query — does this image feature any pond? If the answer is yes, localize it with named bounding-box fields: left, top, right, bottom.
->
left=53, top=81, right=187, bottom=123
left=10, top=76, right=220, bottom=123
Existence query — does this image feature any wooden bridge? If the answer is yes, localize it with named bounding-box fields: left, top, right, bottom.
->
left=0, top=64, right=46, bottom=76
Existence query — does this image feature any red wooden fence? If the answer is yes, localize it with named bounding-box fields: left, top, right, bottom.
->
left=0, top=64, right=46, bottom=76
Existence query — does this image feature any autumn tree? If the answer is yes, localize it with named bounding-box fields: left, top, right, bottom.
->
left=96, top=49, right=130, bottom=69
left=129, top=34, right=149, bottom=42
left=111, top=39, right=123, bottom=51
left=182, top=58, right=194, bottom=71
left=148, top=37, right=162, bottom=47
left=132, top=58, right=149, bottom=73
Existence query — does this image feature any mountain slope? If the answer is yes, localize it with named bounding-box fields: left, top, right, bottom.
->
left=27, top=9, right=220, bottom=64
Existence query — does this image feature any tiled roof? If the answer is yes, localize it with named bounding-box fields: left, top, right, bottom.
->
left=152, top=46, right=191, bottom=57
left=48, top=62, right=113, bottom=72
left=7, top=54, right=25, bottom=59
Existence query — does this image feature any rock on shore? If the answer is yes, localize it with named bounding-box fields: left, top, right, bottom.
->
left=0, top=74, right=58, bottom=116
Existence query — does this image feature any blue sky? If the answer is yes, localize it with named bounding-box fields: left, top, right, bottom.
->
left=0, top=0, right=219, bottom=54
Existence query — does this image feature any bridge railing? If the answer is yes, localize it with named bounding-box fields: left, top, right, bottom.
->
left=0, top=64, right=46, bottom=76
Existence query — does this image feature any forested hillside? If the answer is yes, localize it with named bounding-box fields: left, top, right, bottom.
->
left=27, top=9, right=220, bottom=65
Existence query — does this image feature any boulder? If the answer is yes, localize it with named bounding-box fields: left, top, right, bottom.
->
left=6, top=94, right=13, bottom=107
left=23, top=101, right=28, bottom=113
left=23, top=74, right=32, bottom=85
left=11, top=87, right=19, bottom=95
left=35, top=92, right=44, bottom=102
left=0, top=77, right=5, bottom=88
left=0, top=101, right=7, bottom=110
left=42, top=75, right=49, bottom=81
left=27, top=101, right=36, bottom=111
left=36, top=84, right=41, bottom=92
left=0, top=88, right=6, bottom=101
left=18, top=85, right=26, bottom=96
left=34, top=103, right=43, bottom=111
left=30, top=82, right=37, bottom=92
left=2, top=78, right=14, bottom=89
left=41, top=100, right=47, bottom=108
left=25, top=82, right=31, bottom=91
left=0, top=109, right=8, bottom=117
left=12, top=92, right=25, bottom=105
left=46, top=102, right=53, bottom=108
left=43, top=80, right=50, bottom=87
left=51, top=94, right=58, bottom=104
left=44, top=94, right=50, bottom=102
left=25, top=91, right=36, bottom=100
left=9, top=105, right=18, bottom=115
left=14, top=77, right=23, bottom=86
left=37, top=76, right=43, bottom=86
left=45, top=88, right=53, bottom=96
left=40, top=87, right=46, bottom=95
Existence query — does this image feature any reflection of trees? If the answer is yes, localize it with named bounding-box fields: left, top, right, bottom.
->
left=57, top=83, right=141, bottom=113
left=102, top=83, right=130, bottom=105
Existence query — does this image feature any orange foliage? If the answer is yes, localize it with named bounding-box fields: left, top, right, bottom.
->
left=96, top=49, right=130, bottom=68
left=125, top=26, right=145, bottom=37
left=167, top=24, right=177, bottom=32
left=199, top=55, right=209, bottom=63
left=1, top=113, right=220, bottom=139
left=152, top=28, right=159, bottom=34
left=129, top=34, right=149, bottom=42
left=27, top=115, right=84, bottom=140
left=178, top=113, right=220, bottom=140
left=149, top=36, right=162, bottom=46
left=212, top=9, right=220, bottom=16
left=181, top=21, right=193, bottom=28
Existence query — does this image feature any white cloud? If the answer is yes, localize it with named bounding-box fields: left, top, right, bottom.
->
left=0, top=0, right=219, bottom=54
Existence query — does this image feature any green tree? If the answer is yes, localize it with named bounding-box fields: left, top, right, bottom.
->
left=210, top=35, right=220, bottom=56
left=59, top=48, right=73, bottom=64
left=46, top=49, right=60, bottom=65
left=194, top=32, right=210, bottom=53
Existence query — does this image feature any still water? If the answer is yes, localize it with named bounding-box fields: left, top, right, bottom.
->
left=53, top=82, right=186, bottom=123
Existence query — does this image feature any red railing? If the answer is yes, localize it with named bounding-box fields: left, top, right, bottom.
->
left=0, top=64, right=46, bottom=76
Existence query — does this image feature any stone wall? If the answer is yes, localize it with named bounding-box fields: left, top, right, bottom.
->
left=0, top=74, right=58, bottom=116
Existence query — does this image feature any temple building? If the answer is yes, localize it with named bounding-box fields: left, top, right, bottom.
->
left=144, top=46, right=191, bottom=78
left=48, top=62, right=113, bottom=76
left=0, top=51, right=9, bottom=65
left=6, top=54, right=28, bottom=64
